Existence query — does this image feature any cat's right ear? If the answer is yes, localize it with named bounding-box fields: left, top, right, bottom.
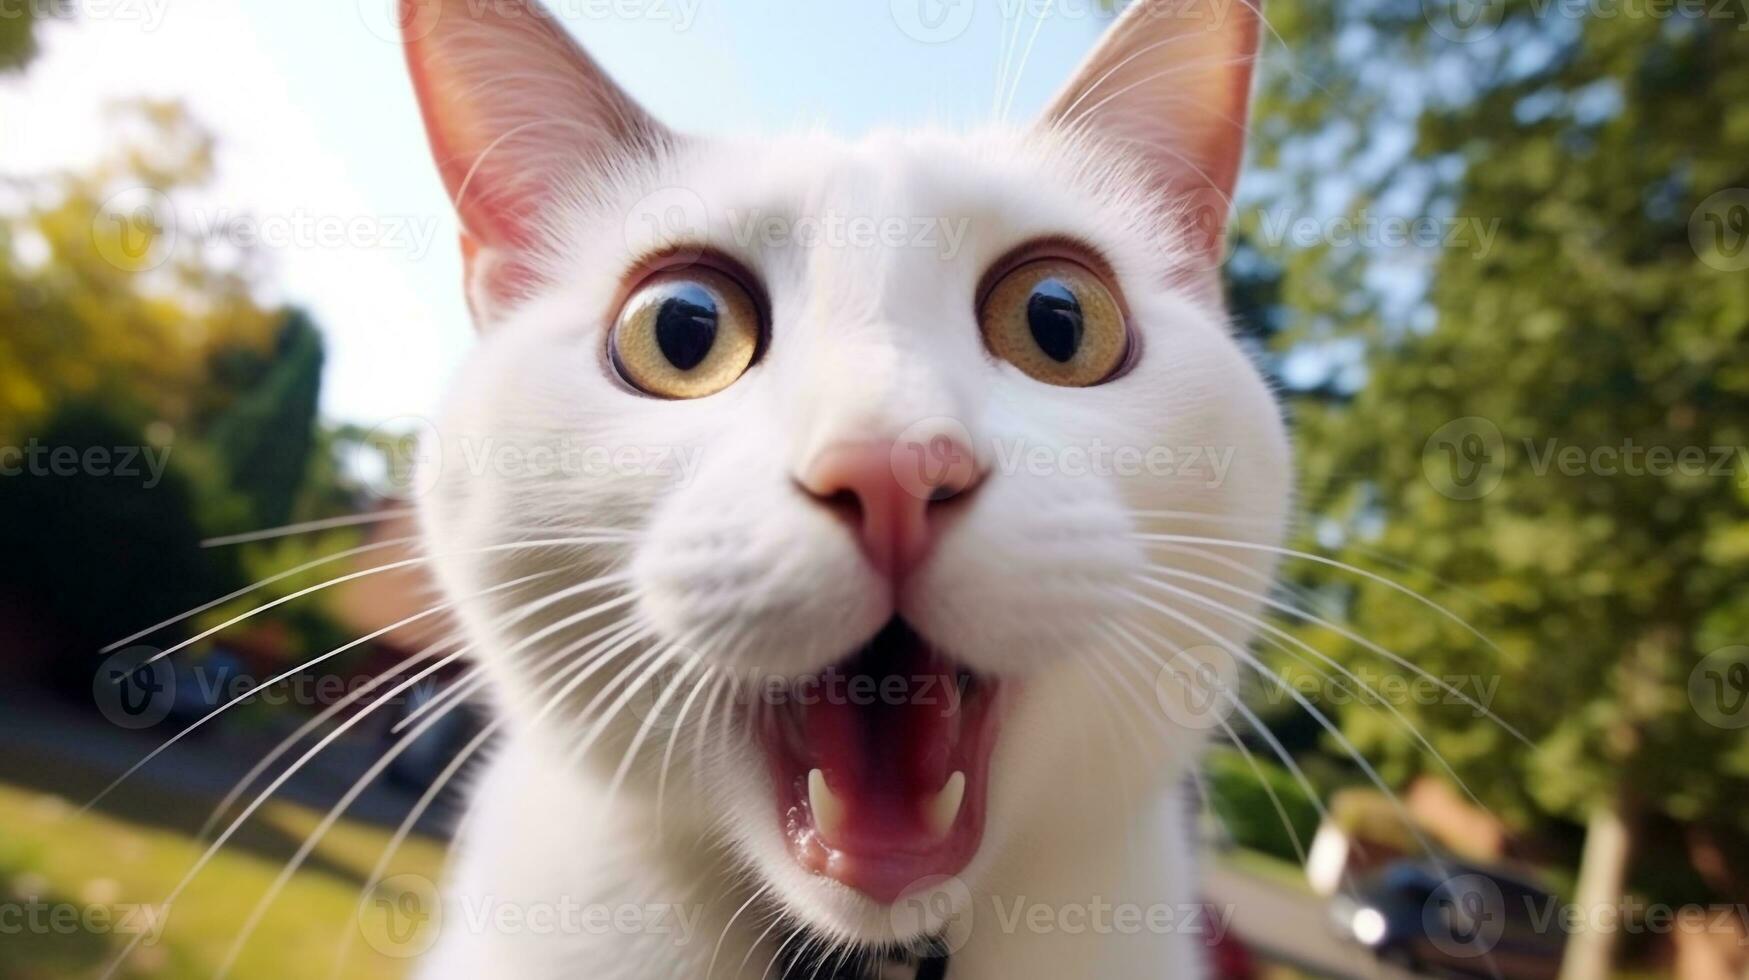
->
left=401, top=0, right=672, bottom=323
left=1041, top=0, right=1261, bottom=273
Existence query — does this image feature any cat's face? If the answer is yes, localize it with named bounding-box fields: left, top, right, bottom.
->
left=405, top=0, right=1287, bottom=948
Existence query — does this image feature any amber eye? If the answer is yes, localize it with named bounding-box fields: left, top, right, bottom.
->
left=979, top=258, right=1127, bottom=386
left=610, top=266, right=761, bottom=398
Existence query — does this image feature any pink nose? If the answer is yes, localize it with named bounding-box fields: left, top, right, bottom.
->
left=800, top=438, right=981, bottom=581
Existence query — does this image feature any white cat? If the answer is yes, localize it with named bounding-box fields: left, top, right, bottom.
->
left=400, top=0, right=1289, bottom=976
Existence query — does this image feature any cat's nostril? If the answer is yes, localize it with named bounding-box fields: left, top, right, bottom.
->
left=800, top=440, right=978, bottom=581
left=819, top=487, right=864, bottom=526
left=929, top=482, right=966, bottom=504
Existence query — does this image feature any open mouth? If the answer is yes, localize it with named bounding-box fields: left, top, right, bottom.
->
left=760, top=617, right=1006, bottom=903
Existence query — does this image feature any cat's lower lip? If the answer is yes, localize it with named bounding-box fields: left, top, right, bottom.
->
left=759, top=617, right=1007, bottom=904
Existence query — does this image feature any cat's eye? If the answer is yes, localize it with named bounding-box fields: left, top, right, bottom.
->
left=610, top=266, right=762, bottom=398
left=979, top=257, right=1127, bottom=387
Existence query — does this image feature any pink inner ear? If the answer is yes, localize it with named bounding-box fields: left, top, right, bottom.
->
left=1042, top=0, right=1261, bottom=215
left=401, top=0, right=669, bottom=256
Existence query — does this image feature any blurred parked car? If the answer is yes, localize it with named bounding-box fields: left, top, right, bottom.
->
left=385, top=681, right=485, bottom=801
left=1329, top=859, right=1564, bottom=979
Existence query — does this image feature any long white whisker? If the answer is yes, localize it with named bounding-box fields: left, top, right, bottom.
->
left=196, top=640, right=453, bottom=842
left=102, top=537, right=417, bottom=652
left=202, top=571, right=579, bottom=840
left=328, top=716, right=500, bottom=979
left=1053, top=30, right=1227, bottom=128
left=95, top=630, right=491, bottom=979
left=1139, top=566, right=1498, bottom=808
left=736, top=900, right=796, bottom=980
left=1105, top=623, right=1315, bottom=861
left=999, top=0, right=1055, bottom=124
left=992, top=0, right=1030, bottom=118
left=1117, top=589, right=1441, bottom=861
left=706, top=880, right=773, bottom=980
left=1136, top=529, right=1508, bottom=660
left=213, top=658, right=503, bottom=977
left=601, top=645, right=701, bottom=810
left=655, top=661, right=718, bottom=834
left=387, top=573, right=638, bottom=736
left=335, top=606, right=661, bottom=976
left=80, top=574, right=539, bottom=815
left=1137, top=557, right=1530, bottom=745
left=136, top=534, right=633, bottom=666
left=199, top=509, right=415, bottom=548
left=1103, top=620, right=1319, bottom=865
left=561, top=641, right=683, bottom=770
left=523, top=621, right=654, bottom=734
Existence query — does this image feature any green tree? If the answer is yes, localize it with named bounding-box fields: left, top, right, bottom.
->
left=1252, top=3, right=1749, bottom=976
left=0, top=101, right=361, bottom=693
left=0, top=0, right=57, bottom=72
left=0, top=101, right=278, bottom=442
left=0, top=400, right=233, bottom=690
left=208, top=311, right=327, bottom=529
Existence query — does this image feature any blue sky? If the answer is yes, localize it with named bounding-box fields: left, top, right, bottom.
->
left=3, top=0, right=1118, bottom=424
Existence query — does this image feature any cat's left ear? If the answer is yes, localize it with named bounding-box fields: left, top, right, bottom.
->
left=401, top=0, right=674, bottom=323
left=1041, top=0, right=1262, bottom=265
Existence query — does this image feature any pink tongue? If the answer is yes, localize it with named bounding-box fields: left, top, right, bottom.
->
left=802, top=659, right=961, bottom=846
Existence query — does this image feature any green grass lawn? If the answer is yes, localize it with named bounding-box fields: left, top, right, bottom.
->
left=0, top=780, right=447, bottom=980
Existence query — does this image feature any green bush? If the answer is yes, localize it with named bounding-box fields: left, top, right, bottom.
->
left=1205, top=746, right=1323, bottom=864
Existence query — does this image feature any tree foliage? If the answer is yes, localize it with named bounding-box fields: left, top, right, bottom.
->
left=1252, top=0, right=1749, bottom=913
left=208, top=312, right=326, bottom=529
left=0, top=102, right=355, bottom=683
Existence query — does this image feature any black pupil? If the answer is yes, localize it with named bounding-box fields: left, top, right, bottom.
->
left=1026, top=278, right=1083, bottom=363
left=655, top=284, right=719, bottom=371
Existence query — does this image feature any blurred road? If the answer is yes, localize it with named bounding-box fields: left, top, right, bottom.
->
left=3, top=686, right=1431, bottom=978
left=1207, top=864, right=1425, bottom=980
left=0, top=687, right=460, bottom=835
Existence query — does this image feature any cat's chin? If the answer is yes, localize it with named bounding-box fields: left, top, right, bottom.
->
left=757, top=617, right=1010, bottom=905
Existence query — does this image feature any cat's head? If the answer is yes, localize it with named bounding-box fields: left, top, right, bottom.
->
left=403, top=0, right=1288, bottom=947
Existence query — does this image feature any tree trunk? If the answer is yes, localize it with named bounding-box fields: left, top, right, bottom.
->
left=1558, top=798, right=1634, bottom=980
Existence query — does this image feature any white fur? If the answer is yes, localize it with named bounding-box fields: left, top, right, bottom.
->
left=410, top=120, right=1290, bottom=978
